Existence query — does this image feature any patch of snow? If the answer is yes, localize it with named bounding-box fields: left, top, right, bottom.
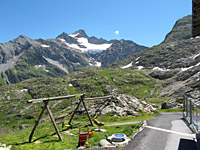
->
left=76, top=37, right=112, bottom=52
left=153, top=67, right=170, bottom=71
left=180, top=63, right=200, bottom=71
left=181, top=66, right=194, bottom=71
left=60, top=36, right=112, bottom=52
left=170, top=43, right=175, bottom=47
left=95, top=61, right=101, bottom=67
left=195, top=62, right=200, bottom=67
left=193, top=53, right=200, bottom=59
left=69, top=33, right=79, bottom=38
left=195, top=36, right=200, bottom=39
left=65, top=43, right=82, bottom=50
left=121, top=62, right=133, bottom=69
left=135, top=57, right=140, bottom=61
left=21, top=89, right=28, bottom=92
left=138, top=66, right=144, bottom=70
left=69, top=84, right=73, bottom=87
left=35, top=65, right=49, bottom=72
left=41, top=44, right=50, bottom=48
left=135, top=61, right=139, bottom=64
left=59, top=38, right=66, bottom=42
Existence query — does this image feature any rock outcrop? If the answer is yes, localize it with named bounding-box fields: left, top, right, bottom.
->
left=86, top=94, right=156, bottom=117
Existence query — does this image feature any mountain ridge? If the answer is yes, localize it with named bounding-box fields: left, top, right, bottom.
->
left=0, top=30, right=147, bottom=84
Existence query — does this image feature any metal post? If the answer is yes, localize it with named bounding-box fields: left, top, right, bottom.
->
left=183, top=95, right=186, bottom=120
left=183, top=95, right=186, bottom=112
left=196, top=105, right=198, bottom=131
left=190, top=99, right=193, bottom=124
left=186, top=96, right=188, bottom=117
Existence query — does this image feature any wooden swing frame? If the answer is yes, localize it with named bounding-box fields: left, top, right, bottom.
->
left=27, top=93, right=93, bottom=143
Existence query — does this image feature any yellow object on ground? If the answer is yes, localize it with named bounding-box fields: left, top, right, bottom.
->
left=94, top=119, right=105, bottom=126
left=65, top=125, right=72, bottom=128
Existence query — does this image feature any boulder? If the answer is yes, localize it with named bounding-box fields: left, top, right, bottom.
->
left=88, top=94, right=156, bottom=117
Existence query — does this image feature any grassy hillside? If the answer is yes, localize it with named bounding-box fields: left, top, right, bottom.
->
left=66, top=68, right=161, bottom=99
left=0, top=68, right=164, bottom=131
left=0, top=68, right=168, bottom=149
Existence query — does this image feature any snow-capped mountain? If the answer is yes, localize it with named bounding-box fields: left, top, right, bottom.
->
left=56, top=30, right=112, bottom=53
left=0, top=30, right=147, bottom=84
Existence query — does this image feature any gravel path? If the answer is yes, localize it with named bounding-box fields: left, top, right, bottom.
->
left=105, top=121, right=141, bottom=126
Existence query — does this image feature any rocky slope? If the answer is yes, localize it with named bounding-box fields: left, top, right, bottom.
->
left=0, top=30, right=147, bottom=84
left=93, top=39, right=148, bottom=67
left=116, top=15, right=199, bottom=104
left=87, top=94, right=156, bottom=118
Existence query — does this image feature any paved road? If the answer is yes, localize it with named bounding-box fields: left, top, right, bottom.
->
left=122, top=112, right=196, bottom=150
left=88, top=112, right=197, bottom=150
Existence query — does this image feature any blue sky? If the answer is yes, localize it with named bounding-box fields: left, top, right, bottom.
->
left=0, top=0, right=191, bottom=47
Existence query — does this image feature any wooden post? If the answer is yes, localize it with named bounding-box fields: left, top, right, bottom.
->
left=44, top=101, right=63, bottom=141
left=28, top=93, right=100, bottom=142
left=68, top=94, right=93, bottom=126
left=81, top=97, right=93, bottom=126
left=68, top=96, right=83, bottom=125
left=29, top=101, right=48, bottom=143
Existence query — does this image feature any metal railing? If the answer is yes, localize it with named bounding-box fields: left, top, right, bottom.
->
left=183, top=95, right=200, bottom=133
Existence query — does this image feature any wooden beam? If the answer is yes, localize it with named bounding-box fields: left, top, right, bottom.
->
left=27, top=94, right=84, bottom=103
left=68, top=96, right=83, bottom=125
left=84, top=95, right=113, bottom=101
left=68, top=94, right=93, bottom=126
left=192, top=0, right=200, bottom=37
left=29, top=101, right=48, bottom=143
left=81, top=96, right=93, bottom=126
left=44, top=101, right=63, bottom=141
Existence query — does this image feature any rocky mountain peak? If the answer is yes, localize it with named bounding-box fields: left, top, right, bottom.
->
left=72, top=29, right=88, bottom=38
left=56, top=32, right=68, bottom=38
left=163, top=15, right=192, bottom=43
left=13, top=35, right=32, bottom=43
left=88, top=36, right=108, bottom=44
left=56, top=32, right=78, bottom=44
left=7, top=35, right=38, bottom=51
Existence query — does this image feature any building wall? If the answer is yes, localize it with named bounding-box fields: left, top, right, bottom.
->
left=193, top=0, right=200, bottom=37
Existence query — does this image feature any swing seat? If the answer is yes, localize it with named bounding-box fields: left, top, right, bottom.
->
left=94, top=119, right=105, bottom=126
left=65, top=124, right=72, bottom=128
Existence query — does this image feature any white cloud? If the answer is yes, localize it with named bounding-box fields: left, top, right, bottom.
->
left=115, top=30, right=119, bottom=35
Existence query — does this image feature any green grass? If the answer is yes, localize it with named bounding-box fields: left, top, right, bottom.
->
left=158, top=108, right=183, bottom=112
left=0, top=112, right=156, bottom=150
left=0, top=67, right=182, bottom=149
left=0, top=77, right=5, bottom=86
left=145, top=97, right=169, bottom=104
left=66, top=68, right=160, bottom=99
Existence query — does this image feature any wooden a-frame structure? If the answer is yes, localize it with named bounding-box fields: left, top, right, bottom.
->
left=27, top=94, right=93, bottom=143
